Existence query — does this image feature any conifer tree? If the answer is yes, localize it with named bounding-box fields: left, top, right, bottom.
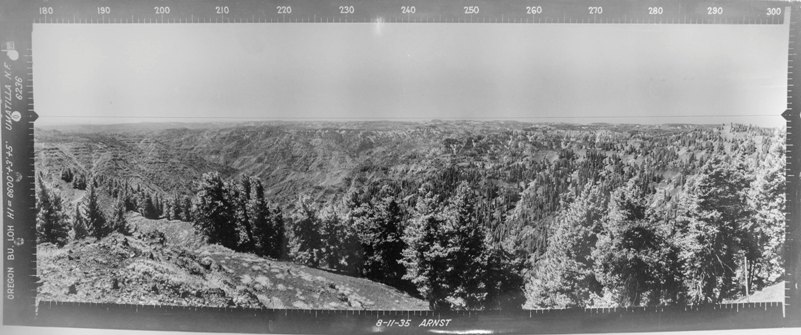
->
left=747, top=138, right=785, bottom=288
left=443, top=181, right=490, bottom=309
left=402, top=182, right=499, bottom=310
left=60, top=168, right=74, bottom=183
left=320, top=208, right=363, bottom=274
left=235, top=176, right=256, bottom=251
left=249, top=179, right=273, bottom=256
left=402, top=213, right=453, bottom=310
left=680, top=157, right=755, bottom=303
left=72, top=203, right=89, bottom=240
left=181, top=196, right=193, bottom=222
left=525, top=183, right=606, bottom=308
left=193, top=172, right=238, bottom=248
left=109, top=197, right=131, bottom=235
left=162, top=199, right=171, bottom=220
left=138, top=193, right=158, bottom=219
left=267, top=206, right=286, bottom=259
left=168, top=196, right=181, bottom=221
left=288, top=195, right=322, bottom=267
left=84, top=185, right=110, bottom=239
left=152, top=193, right=162, bottom=218
left=594, top=180, right=683, bottom=306
left=72, top=173, right=86, bottom=190
left=484, top=245, right=527, bottom=310
left=36, top=176, right=69, bottom=246
left=361, top=195, right=409, bottom=287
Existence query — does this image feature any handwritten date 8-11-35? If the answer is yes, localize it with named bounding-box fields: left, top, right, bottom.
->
left=375, top=319, right=453, bottom=328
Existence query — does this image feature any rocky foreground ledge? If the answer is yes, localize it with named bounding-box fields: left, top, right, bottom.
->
left=37, top=227, right=427, bottom=310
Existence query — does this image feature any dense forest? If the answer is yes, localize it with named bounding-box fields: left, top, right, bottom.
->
left=35, top=122, right=786, bottom=310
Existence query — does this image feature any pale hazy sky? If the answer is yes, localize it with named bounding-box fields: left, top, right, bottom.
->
left=33, top=22, right=788, bottom=126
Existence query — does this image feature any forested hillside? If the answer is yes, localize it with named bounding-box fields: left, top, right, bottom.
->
left=34, top=121, right=785, bottom=310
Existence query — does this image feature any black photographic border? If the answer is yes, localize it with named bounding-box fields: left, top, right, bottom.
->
left=2, top=0, right=800, bottom=333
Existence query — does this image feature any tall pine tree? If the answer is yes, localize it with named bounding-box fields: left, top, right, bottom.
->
left=109, top=196, right=131, bottom=235
left=84, top=185, right=110, bottom=239
left=358, top=188, right=411, bottom=291
left=36, top=176, right=69, bottom=246
left=193, top=172, right=238, bottom=248
left=72, top=203, right=89, bottom=240
left=402, top=182, right=499, bottom=310
left=249, top=179, right=284, bottom=258
left=288, top=195, right=322, bottom=267
left=234, top=176, right=256, bottom=251
left=679, top=157, right=755, bottom=303
left=525, top=183, right=606, bottom=308
left=320, top=208, right=363, bottom=275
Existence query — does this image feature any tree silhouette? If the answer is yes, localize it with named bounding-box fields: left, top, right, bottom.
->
left=109, top=197, right=131, bottom=235
left=359, top=191, right=410, bottom=290
left=84, top=185, right=110, bottom=239
left=193, top=172, right=238, bottom=248
left=680, top=157, right=755, bottom=303
left=36, top=176, right=69, bottom=246
left=288, top=195, right=322, bottom=267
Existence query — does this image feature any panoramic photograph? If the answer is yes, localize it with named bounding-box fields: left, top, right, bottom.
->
left=31, top=22, right=788, bottom=311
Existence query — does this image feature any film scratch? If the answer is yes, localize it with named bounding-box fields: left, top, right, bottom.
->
left=2, top=0, right=800, bottom=334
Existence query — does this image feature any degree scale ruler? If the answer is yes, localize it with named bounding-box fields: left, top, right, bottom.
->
left=10, top=0, right=796, bottom=24
left=1, top=0, right=801, bottom=334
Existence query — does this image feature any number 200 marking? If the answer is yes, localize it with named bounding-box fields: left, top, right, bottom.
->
left=154, top=6, right=170, bottom=15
